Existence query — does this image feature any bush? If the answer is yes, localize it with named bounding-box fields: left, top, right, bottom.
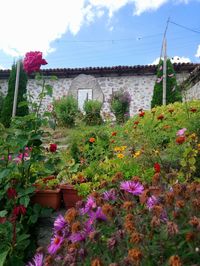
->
left=83, top=100, right=103, bottom=126
left=53, top=96, right=79, bottom=127
left=0, top=91, right=4, bottom=119
left=151, top=59, right=182, bottom=108
left=1, top=62, right=29, bottom=127
left=111, top=91, right=131, bottom=124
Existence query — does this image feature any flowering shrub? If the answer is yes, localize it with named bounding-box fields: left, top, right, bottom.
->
left=29, top=177, right=200, bottom=265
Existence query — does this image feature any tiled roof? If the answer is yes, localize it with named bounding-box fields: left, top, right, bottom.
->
left=0, top=63, right=198, bottom=79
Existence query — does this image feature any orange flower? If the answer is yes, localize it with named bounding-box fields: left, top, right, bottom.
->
left=111, top=132, right=117, bottom=136
left=168, top=255, right=182, bottom=266
left=123, top=201, right=134, bottom=211
left=130, top=232, right=143, bottom=244
left=185, top=232, right=195, bottom=242
left=64, top=208, right=78, bottom=224
left=176, top=136, right=185, bottom=145
left=71, top=221, right=81, bottom=233
left=89, top=137, right=96, bottom=143
left=102, top=204, right=115, bottom=219
left=128, top=248, right=142, bottom=263
left=190, top=107, right=197, bottom=113
left=117, top=153, right=124, bottom=159
left=91, top=258, right=104, bottom=266
left=157, top=114, right=164, bottom=120
left=134, top=121, right=139, bottom=125
left=139, top=111, right=145, bottom=117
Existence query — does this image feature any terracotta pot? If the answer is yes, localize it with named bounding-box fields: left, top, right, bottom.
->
left=60, top=184, right=82, bottom=209
left=31, top=188, right=61, bottom=210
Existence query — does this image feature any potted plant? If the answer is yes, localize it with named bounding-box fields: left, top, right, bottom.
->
left=32, top=176, right=61, bottom=210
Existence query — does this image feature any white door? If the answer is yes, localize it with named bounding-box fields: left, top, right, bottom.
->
left=78, top=89, right=92, bottom=112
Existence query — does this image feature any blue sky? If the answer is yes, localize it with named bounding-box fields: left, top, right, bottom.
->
left=0, top=0, right=199, bottom=69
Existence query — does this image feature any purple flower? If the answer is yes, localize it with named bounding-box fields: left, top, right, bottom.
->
left=54, top=214, right=66, bottom=231
left=88, top=207, right=107, bottom=224
left=80, top=196, right=96, bottom=215
left=68, top=223, right=93, bottom=243
left=103, top=189, right=117, bottom=201
left=176, top=128, right=187, bottom=136
left=147, top=196, right=158, bottom=210
left=120, top=181, right=144, bottom=195
left=48, top=235, right=64, bottom=255
left=26, top=253, right=43, bottom=266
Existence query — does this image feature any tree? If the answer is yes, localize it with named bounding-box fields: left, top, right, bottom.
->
left=1, top=61, right=29, bottom=127
left=151, top=59, right=182, bottom=108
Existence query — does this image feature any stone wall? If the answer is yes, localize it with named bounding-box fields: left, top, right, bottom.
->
left=183, top=81, right=200, bottom=101
left=0, top=71, right=193, bottom=116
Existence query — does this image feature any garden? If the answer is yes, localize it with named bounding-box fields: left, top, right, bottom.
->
left=0, top=52, right=199, bottom=266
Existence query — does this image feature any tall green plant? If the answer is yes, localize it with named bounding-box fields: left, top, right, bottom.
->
left=1, top=62, right=29, bottom=127
left=83, top=100, right=103, bottom=126
left=151, top=59, right=182, bottom=108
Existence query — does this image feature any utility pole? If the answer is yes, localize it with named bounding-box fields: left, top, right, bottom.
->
left=163, top=38, right=167, bottom=105
left=12, top=60, right=20, bottom=117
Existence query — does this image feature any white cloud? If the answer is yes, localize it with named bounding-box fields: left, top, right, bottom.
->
left=0, top=0, right=192, bottom=58
left=151, top=56, right=191, bottom=65
left=195, top=45, right=200, bottom=57
left=0, top=65, right=5, bottom=70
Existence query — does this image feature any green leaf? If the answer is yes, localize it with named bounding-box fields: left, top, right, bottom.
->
left=18, top=101, right=28, bottom=108
left=50, top=75, right=57, bottom=81
left=0, top=210, right=8, bottom=218
left=0, top=249, right=9, bottom=266
left=17, top=233, right=30, bottom=243
left=29, top=214, right=38, bottom=224
left=0, top=169, right=11, bottom=179
left=19, top=196, right=30, bottom=207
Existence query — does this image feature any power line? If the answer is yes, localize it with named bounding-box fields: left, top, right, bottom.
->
left=169, top=20, right=200, bottom=34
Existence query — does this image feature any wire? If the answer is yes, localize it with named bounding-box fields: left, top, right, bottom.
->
left=169, top=21, right=200, bottom=34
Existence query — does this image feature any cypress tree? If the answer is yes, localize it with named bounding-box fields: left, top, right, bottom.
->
left=151, top=59, right=182, bottom=108
left=1, top=61, right=29, bottom=127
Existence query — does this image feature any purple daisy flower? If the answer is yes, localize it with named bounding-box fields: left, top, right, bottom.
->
left=68, top=222, right=93, bottom=243
left=26, top=253, right=43, bottom=266
left=48, top=234, right=64, bottom=255
left=120, top=181, right=144, bottom=195
left=147, top=195, right=158, bottom=210
left=54, top=214, right=66, bottom=231
left=103, top=189, right=117, bottom=201
left=88, top=207, right=107, bottom=224
left=80, top=196, right=96, bottom=215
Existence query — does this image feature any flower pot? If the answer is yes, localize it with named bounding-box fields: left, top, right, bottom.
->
left=60, top=184, right=82, bottom=209
left=31, top=188, right=61, bottom=210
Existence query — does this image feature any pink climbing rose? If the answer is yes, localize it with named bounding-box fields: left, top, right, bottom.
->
left=23, top=51, right=47, bottom=74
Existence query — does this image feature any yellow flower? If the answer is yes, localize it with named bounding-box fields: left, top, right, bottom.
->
left=154, top=149, right=160, bottom=155
left=114, top=147, right=122, bottom=152
left=133, top=151, right=141, bottom=158
left=117, top=153, right=124, bottom=159
left=197, top=143, right=200, bottom=151
left=121, top=146, right=127, bottom=151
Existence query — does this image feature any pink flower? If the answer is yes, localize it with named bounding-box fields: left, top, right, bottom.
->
left=48, top=235, right=64, bottom=255
left=23, top=51, right=47, bottom=74
left=26, top=253, right=43, bottom=266
left=7, top=188, right=17, bottom=199
left=80, top=196, right=96, bottom=215
left=168, top=73, right=174, bottom=77
left=102, top=189, right=117, bottom=201
left=54, top=215, right=67, bottom=231
left=120, top=181, right=144, bottom=195
left=176, top=128, right=187, bottom=136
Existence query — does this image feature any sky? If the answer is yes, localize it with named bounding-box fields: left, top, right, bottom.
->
left=0, top=0, right=200, bottom=69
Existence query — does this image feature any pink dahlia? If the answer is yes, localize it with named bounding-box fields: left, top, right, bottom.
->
left=23, top=51, right=47, bottom=74
left=120, top=181, right=144, bottom=195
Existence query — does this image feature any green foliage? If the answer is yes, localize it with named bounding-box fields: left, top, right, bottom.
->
left=151, top=59, right=182, bottom=108
left=53, top=96, right=79, bottom=127
left=0, top=91, right=4, bottom=119
left=83, top=100, right=103, bottom=126
left=111, top=91, right=131, bottom=124
left=1, top=62, right=29, bottom=127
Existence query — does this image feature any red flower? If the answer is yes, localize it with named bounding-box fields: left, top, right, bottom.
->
left=7, top=188, right=17, bottom=199
left=176, top=136, right=186, bottom=145
left=89, top=137, right=95, bottom=143
left=23, top=51, right=47, bottom=74
left=13, top=205, right=26, bottom=217
left=49, top=143, right=57, bottom=153
left=157, top=114, right=164, bottom=121
left=139, top=111, right=145, bottom=117
left=111, top=132, right=117, bottom=136
left=154, top=163, right=161, bottom=173
left=134, top=121, right=139, bottom=125
left=190, top=107, right=197, bottom=113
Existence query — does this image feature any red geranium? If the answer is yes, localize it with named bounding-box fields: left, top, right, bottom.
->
left=23, top=51, right=47, bottom=74
left=176, top=136, right=186, bottom=145
left=13, top=205, right=26, bottom=217
left=50, top=143, right=57, bottom=153
left=89, top=137, right=96, bottom=143
left=111, top=132, right=117, bottom=136
left=7, top=188, right=17, bottom=199
left=154, top=163, right=161, bottom=173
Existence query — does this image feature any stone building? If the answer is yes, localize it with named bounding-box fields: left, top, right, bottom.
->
left=0, top=63, right=199, bottom=117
